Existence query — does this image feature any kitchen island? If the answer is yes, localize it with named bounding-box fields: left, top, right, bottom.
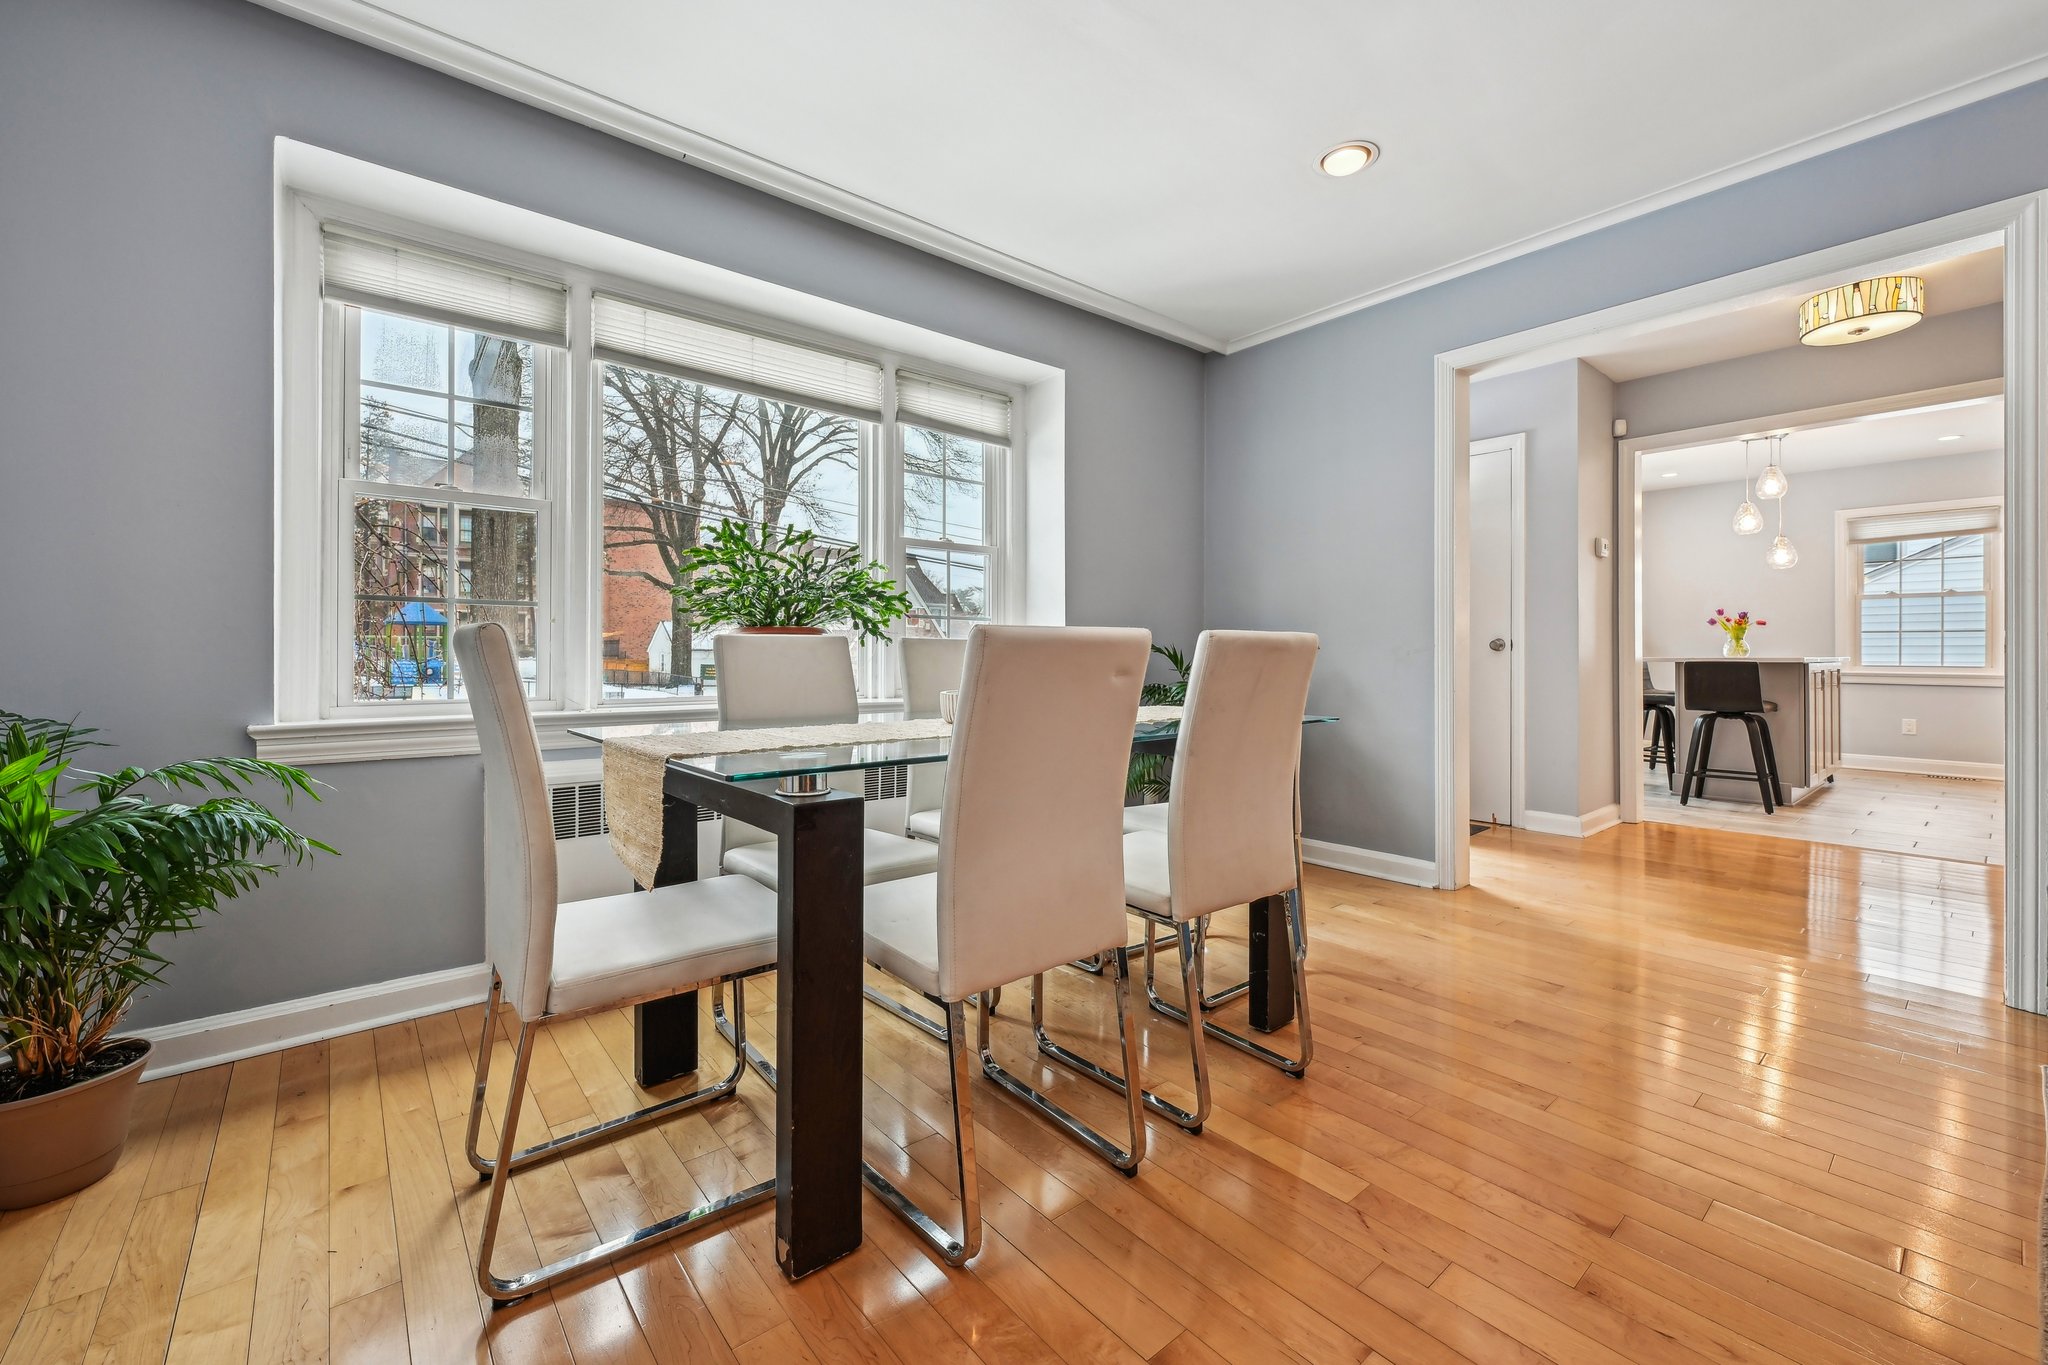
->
left=1644, top=656, right=1845, bottom=806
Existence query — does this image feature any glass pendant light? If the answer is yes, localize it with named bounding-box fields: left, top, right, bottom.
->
left=1731, top=439, right=1764, bottom=535
left=1754, top=433, right=1789, bottom=500
left=1766, top=494, right=1799, bottom=569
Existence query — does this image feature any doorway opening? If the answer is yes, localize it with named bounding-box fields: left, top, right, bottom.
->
left=1430, top=193, right=2047, bottom=1011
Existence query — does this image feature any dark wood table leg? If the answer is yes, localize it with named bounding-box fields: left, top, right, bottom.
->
left=1247, top=892, right=1297, bottom=1033
left=635, top=785, right=702, bottom=1087
left=775, top=793, right=865, bottom=1279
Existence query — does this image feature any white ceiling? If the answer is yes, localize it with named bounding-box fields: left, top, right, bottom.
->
left=1583, top=248, right=2005, bottom=383
left=262, top=0, right=2048, bottom=351
left=1642, top=395, right=2004, bottom=490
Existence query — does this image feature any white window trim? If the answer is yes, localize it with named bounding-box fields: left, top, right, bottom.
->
left=1834, top=494, right=2005, bottom=686
left=263, top=143, right=1063, bottom=763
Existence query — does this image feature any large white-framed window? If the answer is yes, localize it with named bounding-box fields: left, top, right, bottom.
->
left=265, top=190, right=1037, bottom=760
left=1836, top=496, right=2004, bottom=682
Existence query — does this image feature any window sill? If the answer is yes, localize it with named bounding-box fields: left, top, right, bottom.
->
left=250, top=696, right=908, bottom=765
left=1840, top=669, right=2005, bottom=688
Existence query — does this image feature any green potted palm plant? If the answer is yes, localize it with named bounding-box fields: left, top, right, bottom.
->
left=1128, top=644, right=1191, bottom=803
left=0, top=712, right=329, bottom=1208
left=671, top=519, right=914, bottom=642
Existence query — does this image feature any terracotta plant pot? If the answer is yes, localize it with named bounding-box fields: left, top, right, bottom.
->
left=733, top=626, right=826, bottom=635
left=0, top=1038, right=151, bottom=1209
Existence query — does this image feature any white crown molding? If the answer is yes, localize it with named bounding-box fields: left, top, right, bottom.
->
left=135, top=963, right=490, bottom=1079
left=244, top=0, right=1227, bottom=353
left=248, top=0, right=2048, bottom=357
left=1220, top=53, right=2048, bottom=353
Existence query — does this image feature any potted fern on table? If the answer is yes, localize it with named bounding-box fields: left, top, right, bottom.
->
left=0, top=712, right=329, bottom=1208
left=671, top=519, right=914, bottom=641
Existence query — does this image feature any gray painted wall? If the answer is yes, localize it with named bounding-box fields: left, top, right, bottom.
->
left=1206, top=75, right=2048, bottom=864
left=1615, top=303, right=2002, bottom=439
left=1642, top=450, right=2005, bottom=768
left=1469, top=361, right=1617, bottom=821
left=0, top=0, right=1205, bottom=1026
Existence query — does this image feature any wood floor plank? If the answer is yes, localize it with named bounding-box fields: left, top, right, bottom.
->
left=83, top=1184, right=202, bottom=1364
left=247, top=1041, right=331, bottom=1365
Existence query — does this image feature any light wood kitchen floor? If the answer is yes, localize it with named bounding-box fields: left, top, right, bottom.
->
left=1643, top=763, right=2006, bottom=865
left=0, top=823, right=2038, bottom=1364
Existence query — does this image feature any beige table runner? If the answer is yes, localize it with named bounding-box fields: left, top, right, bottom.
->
left=604, top=706, right=1185, bottom=888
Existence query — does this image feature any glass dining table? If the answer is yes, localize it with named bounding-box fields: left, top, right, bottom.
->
left=568, top=710, right=1336, bottom=1282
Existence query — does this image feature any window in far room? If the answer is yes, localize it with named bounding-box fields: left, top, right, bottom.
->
left=1840, top=498, right=2003, bottom=676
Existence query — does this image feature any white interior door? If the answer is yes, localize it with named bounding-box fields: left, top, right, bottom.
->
left=1469, top=438, right=1521, bottom=826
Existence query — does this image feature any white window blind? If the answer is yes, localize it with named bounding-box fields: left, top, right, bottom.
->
left=1845, top=502, right=2002, bottom=542
left=897, top=371, right=1012, bottom=444
left=593, top=294, right=884, bottom=422
left=321, top=230, right=568, bottom=346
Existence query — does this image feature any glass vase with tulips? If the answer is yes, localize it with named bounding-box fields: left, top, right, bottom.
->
left=1709, top=608, right=1765, bottom=657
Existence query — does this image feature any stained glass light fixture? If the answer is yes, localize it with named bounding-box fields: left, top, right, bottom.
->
left=1799, top=274, right=1925, bottom=346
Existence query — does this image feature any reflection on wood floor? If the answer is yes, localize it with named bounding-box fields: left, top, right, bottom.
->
left=0, top=822, right=2036, bottom=1364
left=1644, top=764, right=2005, bottom=865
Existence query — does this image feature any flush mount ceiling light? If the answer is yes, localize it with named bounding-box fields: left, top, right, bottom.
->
left=1318, top=141, right=1379, bottom=177
left=1798, top=274, right=1925, bottom=346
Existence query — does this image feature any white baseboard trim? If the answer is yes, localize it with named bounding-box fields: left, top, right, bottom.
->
left=135, top=963, right=492, bottom=1080
left=1520, top=804, right=1621, bottom=838
left=1840, top=754, right=2005, bottom=781
left=1300, top=838, right=1438, bottom=888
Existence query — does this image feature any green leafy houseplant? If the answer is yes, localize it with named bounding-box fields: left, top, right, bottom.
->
left=1128, top=644, right=1191, bottom=803
left=0, top=712, right=331, bottom=1103
left=672, top=520, right=914, bottom=644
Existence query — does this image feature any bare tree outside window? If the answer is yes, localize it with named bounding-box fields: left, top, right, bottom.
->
left=599, top=364, right=861, bottom=692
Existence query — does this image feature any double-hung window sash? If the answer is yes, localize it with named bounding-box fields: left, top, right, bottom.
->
left=897, top=373, right=1011, bottom=640
left=323, top=229, right=569, bottom=709
left=1846, top=501, right=2002, bottom=671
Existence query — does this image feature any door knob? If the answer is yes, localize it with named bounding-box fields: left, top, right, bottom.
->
left=1488, top=637, right=1507, bottom=652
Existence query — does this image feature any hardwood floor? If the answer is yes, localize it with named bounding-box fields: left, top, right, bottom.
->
left=2, top=822, right=2040, bottom=1364
left=1643, top=764, right=2006, bottom=866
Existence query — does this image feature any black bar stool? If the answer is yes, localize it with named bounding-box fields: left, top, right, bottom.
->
left=1641, top=662, right=1676, bottom=783
left=1677, top=661, right=1784, bottom=813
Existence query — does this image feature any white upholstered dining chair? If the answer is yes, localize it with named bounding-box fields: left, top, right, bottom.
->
left=1044, top=631, right=1318, bottom=1135
left=899, top=634, right=968, bottom=842
left=453, top=621, right=781, bottom=1305
left=704, top=631, right=942, bottom=1073
left=711, top=632, right=940, bottom=888
left=861, top=625, right=1152, bottom=1263
left=1118, top=630, right=1320, bottom=1128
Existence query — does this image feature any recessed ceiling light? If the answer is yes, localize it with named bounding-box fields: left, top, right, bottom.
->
left=1319, top=142, right=1379, bottom=177
left=1938, top=434, right=1963, bottom=441
left=1661, top=471, right=1679, bottom=479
